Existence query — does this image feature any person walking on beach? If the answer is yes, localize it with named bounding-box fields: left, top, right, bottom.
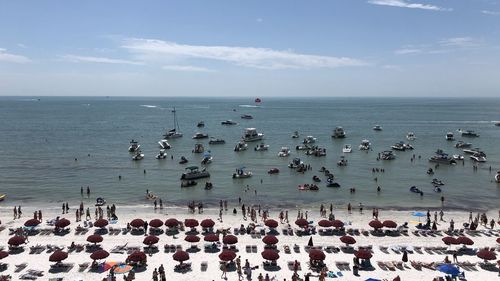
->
left=86, top=207, right=91, bottom=220
left=152, top=268, right=158, bottom=281
left=62, top=203, right=66, bottom=214
left=439, top=210, right=444, bottom=221
left=80, top=186, right=83, bottom=196
left=221, top=262, right=228, bottom=279
left=13, top=207, right=17, bottom=219
left=347, top=203, right=352, bottom=214
left=38, top=210, right=42, bottom=221
left=17, top=206, right=22, bottom=218
left=86, top=186, right=90, bottom=197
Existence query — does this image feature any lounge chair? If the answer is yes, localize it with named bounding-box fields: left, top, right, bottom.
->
left=201, top=261, right=208, bottom=271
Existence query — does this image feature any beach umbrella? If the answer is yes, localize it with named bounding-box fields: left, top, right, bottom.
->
left=130, top=219, right=144, bottom=228
left=102, top=261, right=118, bottom=272
left=24, top=219, right=41, bottom=227
left=143, top=235, right=159, bottom=246
left=222, top=235, right=238, bottom=245
left=265, top=219, right=278, bottom=228
left=165, top=218, right=179, bottom=228
left=442, top=236, right=458, bottom=246
left=369, top=220, right=383, bottom=230
left=308, top=237, right=314, bottom=247
left=149, top=219, right=163, bottom=228
left=94, top=219, right=108, bottom=228
left=184, top=235, right=200, bottom=243
left=318, top=220, right=332, bottom=228
left=201, top=219, right=215, bottom=228
left=476, top=249, right=496, bottom=261
left=496, top=237, right=500, bottom=244
left=49, top=250, right=68, bottom=262
left=262, top=235, right=279, bottom=245
left=219, top=250, right=237, bottom=261
left=0, top=251, right=9, bottom=259
left=354, top=249, right=372, bottom=260
left=309, top=249, right=326, bottom=261
left=87, top=234, right=103, bottom=244
left=261, top=249, right=280, bottom=261
left=113, top=263, right=133, bottom=274
left=437, top=264, right=460, bottom=276
left=295, top=218, right=308, bottom=228
left=55, top=218, right=70, bottom=228
left=456, top=236, right=474, bottom=246
left=331, top=220, right=344, bottom=228
left=127, top=251, right=146, bottom=263
left=8, top=236, right=26, bottom=246
left=364, top=279, right=382, bottom=281
left=340, top=235, right=356, bottom=246
left=173, top=250, right=190, bottom=264
left=382, top=220, right=397, bottom=228
left=204, top=233, right=219, bottom=242
left=90, top=249, right=109, bottom=260
left=184, top=219, right=199, bottom=228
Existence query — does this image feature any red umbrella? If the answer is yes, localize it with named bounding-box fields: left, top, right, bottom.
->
left=128, top=251, right=146, bottom=262
left=331, top=220, right=344, bottom=228
left=369, top=220, right=383, bottom=230
left=87, top=234, right=103, bottom=244
left=295, top=218, right=308, bottom=228
left=0, top=251, right=9, bottom=259
left=184, top=219, right=199, bottom=228
left=340, top=235, right=356, bottom=245
left=265, top=219, right=278, bottom=228
left=149, top=219, right=163, bottom=228
left=496, top=237, right=500, bottom=244
left=261, top=249, right=280, bottom=261
left=262, top=235, right=279, bottom=245
left=143, top=235, right=159, bottom=246
left=200, top=219, right=215, bottom=228
left=204, top=233, right=219, bottom=242
left=476, top=249, right=496, bottom=261
left=55, top=218, right=70, bottom=228
left=318, top=220, right=332, bottom=228
left=309, top=249, right=326, bottom=261
left=456, top=236, right=474, bottom=246
left=382, top=220, right=397, bottom=228
left=173, top=250, right=190, bottom=263
left=24, top=219, right=41, bottom=227
left=90, top=249, right=109, bottom=260
left=442, top=236, right=458, bottom=245
left=8, top=236, right=26, bottom=246
left=222, top=235, right=238, bottom=245
left=94, top=219, right=108, bottom=228
left=185, top=235, right=200, bottom=243
left=165, top=218, right=179, bottom=228
left=130, top=219, right=144, bottom=228
left=219, top=250, right=237, bottom=261
left=49, top=250, right=68, bottom=262
left=354, top=249, right=373, bottom=259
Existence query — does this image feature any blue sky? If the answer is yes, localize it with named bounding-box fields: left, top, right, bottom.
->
left=1, top=0, right=499, bottom=97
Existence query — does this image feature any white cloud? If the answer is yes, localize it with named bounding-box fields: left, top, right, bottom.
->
left=62, top=54, right=143, bottom=65
left=162, top=65, right=215, bottom=72
left=121, top=38, right=367, bottom=70
left=0, top=48, right=31, bottom=63
left=395, top=48, right=422, bottom=55
left=481, top=10, right=500, bottom=16
left=367, top=0, right=451, bottom=11
left=439, top=37, right=481, bottom=48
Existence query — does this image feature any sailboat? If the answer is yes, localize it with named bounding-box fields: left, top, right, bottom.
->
left=163, top=107, right=183, bottom=139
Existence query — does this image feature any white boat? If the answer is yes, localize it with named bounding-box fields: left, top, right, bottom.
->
left=380, top=151, right=395, bottom=160
left=332, top=127, right=346, bottom=138
left=158, top=139, right=171, bottom=149
left=470, top=152, right=487, bottom=162
left=429, top=150, right=456, bottom=165
left=406, top=132, right=416, bottom=141
left=254, top=143, right=269, bottom=151
left=192, top=143, right=204, bottom=153
left=452, top=154, right=464, bottom=161
left=342, top=144, right=352, bottom=153
left=495, top=171, right=500, bottom=183
left=463, top=148, right=484, bottom=155
left=291, top=131, right=300, bottom=138
left=234, top=140, right=248, bottom=152
left=455, top=141, right=472, bottom=148
left=164, top=107, right=183, bottom=139
left=305, top=147, right=326, bottom=157
left=278, top=147, right=290, bottom=157
left=241, top=114, right=253, bottom=119
left=458, top=129, right=480, bottom=137
left=132, top=151, right=144, bottom=161
left=359, top=139, right=371, bottom=150
left=445, top=132, right=454, bottom=141
left=208, top=138, right=225, bottom=145
left=156, top=149, right=167, bottom=159
left=192, top=132, right=208, bottom=139
left=232, top=167, right=252, bottom=179
left=221, top=120, right=238, bottom=125
left=242, top=128, right=264, bottom=142
left=128, top=140, right=140, bottom=152
left=373, top=125, right=382, bottom=131
left=180, top=166, right=210, bottom=180
left=201, top=153, right=213, bottom=165
left=303, top=136, right=317, bottom=144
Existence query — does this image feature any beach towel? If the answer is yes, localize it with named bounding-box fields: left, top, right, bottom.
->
left=328, top=271, right=337, bottom=278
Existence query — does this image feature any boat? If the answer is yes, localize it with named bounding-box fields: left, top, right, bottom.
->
left=204, top=182, right=214, bottom=190
left=179, top=156, right=188, bottom=164
left=0, top=194, right=6, bottom=201
left=495, top=122, right=500, bottom=127
left=298, top=184, right=319, bottom=191
left=296, top=144, right=311, bottom=150
left=192, top=132, right=208, bottom=139
left=242, top=128, right=264, bottom=142
left=132, top=151, right=144, bottom=161
left=254, top=143, right=269, bottom=151
left=278, top=147, right=290, bottom=157
left=458, top=129, right=480, bottom=137
left=145, top=192, right=157, bottom=200
left=380, top=151, right=395, bottom=160
left=391, top=142, right=406, bottom=151
left=181, top=180, right=197, bottom=188
left=268, top=168, right=280, bottom=174
left=234, top=140, right=248, bottom=152
left=180, top=166, right=210, bottom=180
left=233, top=167, right=252, bottom=179
left=305, top=147, right=327, bottom=157
left=164, top=107, right=183, bottom=139
left=128, top=140, right=140, bottom=152
left=337, top=155, right=348, bottom=166
left=303, top=136, right=317, bottom=144
left=208, top=138, right=225, bottom=145
left=288, top=158, right=304, bottom=169
left=470, top=152, right=487, bottom=162
left=406, top=132, right=416, bottom=141
left=429, top=150, right=456, bottom=165
left=192, top=143, right=204, bottom=153
left=452, top=154, right=464, bottom=161
left=221, top=120, right=238, bottom=125
left=156, top=149, right=167, bottom=159
left=409, top=186, right=423, bottom=195
left=427, top=168, right=434, bottom=175
left=291, top=131, right=300, bottom=138
left=158, top=139, right=171, bottom=149
left=431, top=178, right=444, bottom=186
left=342, top=144, right=352, bottom=153
left=463, top=148, right=485, bottom=155
left=95, top=197, right=106, bottom=206
left=332, top=126, right=346, bottom=138
left=255, top=98, right=261, bottom=103
left=359, top=139, right=371, bottom=150
left=312, top=175, right=321, bottom=182
left=241, top=114, right=253, bottom=119
left=326, top=178, right=340, bottom=188
left=434, top=186, right=442, bottom=193
left=445, top=132, right=454, bottom=141
left=197, top=121, right=205, bottom=128
left=455, top=141, right=472, bottom=148
left=373, top=125, right=383, bottom=131
left=201, top=152, right=213, bottom=165
left=495, top=171, right=500, bottom=183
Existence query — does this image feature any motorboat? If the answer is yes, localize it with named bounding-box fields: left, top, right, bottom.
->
left=326, top=181, right=341, bottom=188
left=254, top=143, right=269, bottom=151
left=179, top=156, right=188, bottom=164
left=298, top=184, right=319, bottom=191
left=409, top=186, right=423, bottom=195
left=337, top=155, right=348, bottom=166
left=145, top=192, right=157, bottom=200
left=380, top=151, right=395, bottom=160
left=0, top=194, right=5, bottom=202
left=180, top=166, right=210, bottom=180
left=359, top=139, right=371, bottom=150
left=406, top=132, right=416, bottom=141
left=204, top=182, right=214, bottom=190
left=470, top=152, right=487, bottom=162
left=158, top=139, right=171, bottom=149
left=221, top=120, right=238, bottom=125
left=192, top=143, right=204, bottom=153
left=303, top=136, right=317, bottom=144
left=342, top=144, right=352, bottom=153
left=452, top=154, right=464, bottom=161
left=431, top=178, right=444, bottom=186
left=445, top=132, right=454, bottom=141
left=201, top=152, right=213, bottom=165
left=192, top=132, right=209, bottom=139
left=242, top=128, right=264, bottom=142
left=197, top=121, right=205, bottom=128
left=495, top=171, right=500, bottom=183
left=332, top=126, right=346, bottom=138
left=208, top=138, right=225, bottom=145
left=373, top=125, right=383, bottom=131
left=95, top=197, right=106, bottom=207
left=233, top=167, right=252, bottom=179
left=278, top=147, right=290, bottom=157
left=312, top=175, right=321, bottom=182
left=391, top=141, right=413, bottom=151
left=495, top=122, right=500, bottom=127
left=458, top=129, right=480, bottom=137
left=132, top=151, right=144, bottom=161
left=234, top=140, right=248, bottom=152
left=268, top=168, right=280, bottom=174
left=305, top=147, right=326, bottom=157
left=164, top=107, right=183, bottom=139
left=156, top=149, right=167, bottom=159
left=181, top=180, right=197, bottom=188
left=455, top=141, right=472, bottom=148
left=291, top=131, right=300, bottom=138
left=128, top=140, right=140, bottom=152
left=463, top=148, right=485, bottom=155
left=241, top=114, right=253, bottom=119
left=288, top=158, right=304, bottom=169
left=427, top=168, right=434, bottom=175
left=429, top=150, right=456, bottom=165
left=296, top=144, right=312, bottom=150
left=434, top=186, right=442, bottom=193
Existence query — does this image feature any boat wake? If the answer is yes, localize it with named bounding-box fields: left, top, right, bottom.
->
left=239, top=104, right=260, bottom=108
left=140, top=105, right=158, bottom=108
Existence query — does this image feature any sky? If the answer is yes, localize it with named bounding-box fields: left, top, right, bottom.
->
left=0, top=0, right=499, bottom=97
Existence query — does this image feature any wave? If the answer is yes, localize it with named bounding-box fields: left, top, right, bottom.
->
left=412, top=120, right=494, bottom=124
left=140, top=105, right=158, bottom=108
left=238, top=104, right=260, bottom=108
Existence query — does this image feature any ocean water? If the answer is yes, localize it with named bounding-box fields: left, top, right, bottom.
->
left=0, top=97, right=499, bottom=211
